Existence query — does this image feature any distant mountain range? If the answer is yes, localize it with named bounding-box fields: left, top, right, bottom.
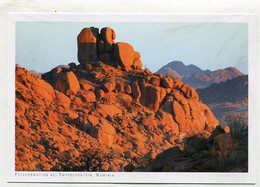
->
left=196, top=75, right=248, bottom=122
left=156, top=61, right=244, bottom=88
left=197, top=75, right=248, bottom=104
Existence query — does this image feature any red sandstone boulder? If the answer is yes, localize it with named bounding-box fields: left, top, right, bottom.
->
left=53, top=71, right=80, bottom=96
left=100, top=27, right=116, bottom=53
left=31, top=78, right=56, bottom=103
left=124, top=85, right=132, bottom=94
left=96, top=89, right=105, bottom=100
left=77, top=27, right=99, bottom=63
left=81, top=91, right=97, bottom=103
left=200, top=103, right=219, bottom=131
left=172, top=100, right=186, bottom=132
left=161, top=77, right=174, bottom=88
left=161, top=100, right=173, bottom=114
left=101, top=27, right=116, bottom=44
left=73, top=96, right=83, bottom=106
left=115, top=82, right=124, bottom=93
left=78, top=27, right=98, bottom=43
left=80, top=82, right=95, bottom=91
left=180, top=84, right=199, bottom=100
left=139, top=82, right=161, bottom=111
left=96, top=104, right=122, bottom=118
left=88, top=115, right=100, bottom=126
left=55, top=90, right=71, bottom=109
left=142, top=117, right=158, bottom=131
left=102, top=82, right=115, bottom=92
left=16, top=67, right=55, bottom=103
left=131, top=81, right=141, bottom=100
left=134, top=51, right=140, bottom=60
left=132, top=59, right=143, bottom=69
left=154, top=73, right=164, bottom=79
left=148, top=76, right=161, bottom=86
left=132, top=51, right=143, bottom=69
left=91, top=119, right=116, bottom=147
left=114, top=42, right=135, bottom=71
left=173, top=78, right=183, bottom=89
left=156, top=109, right=179, bottom=132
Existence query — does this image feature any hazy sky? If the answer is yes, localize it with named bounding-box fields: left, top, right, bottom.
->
left=16, top=22, right=248, bottom=74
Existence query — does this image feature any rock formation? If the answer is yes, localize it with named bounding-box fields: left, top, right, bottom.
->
left=15, top=27, right=222, bottom=172
left=77, top=27, right=143, bottom=71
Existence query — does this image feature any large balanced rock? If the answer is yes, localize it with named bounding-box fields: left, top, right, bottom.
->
left=77, top=27, right=143, bottom=71
left=53, top=71, right=80, bottom=96
left=77, top=27, right=99, bottom=63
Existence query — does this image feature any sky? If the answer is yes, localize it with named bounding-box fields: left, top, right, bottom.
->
left=16, top=22, right=248, bottom=74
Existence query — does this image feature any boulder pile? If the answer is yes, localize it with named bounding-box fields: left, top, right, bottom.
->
left=15, top=27, right=222, bottom=172
left=77, top=27, right=142, bottom=71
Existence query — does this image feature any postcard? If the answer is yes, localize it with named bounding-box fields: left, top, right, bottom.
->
left=7, top=13, right=256, bottom=184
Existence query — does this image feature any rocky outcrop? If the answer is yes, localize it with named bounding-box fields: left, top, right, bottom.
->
left=77, top=27, right=143, bottom=71
left=17, top=61, right=220, bottom=172
left=15, top=26, right=222, bottom=172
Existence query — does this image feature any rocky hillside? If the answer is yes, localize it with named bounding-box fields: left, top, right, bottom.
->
left=157, top=61, right=243, bottom=88
left=16, top=27, right=223, bottom=172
